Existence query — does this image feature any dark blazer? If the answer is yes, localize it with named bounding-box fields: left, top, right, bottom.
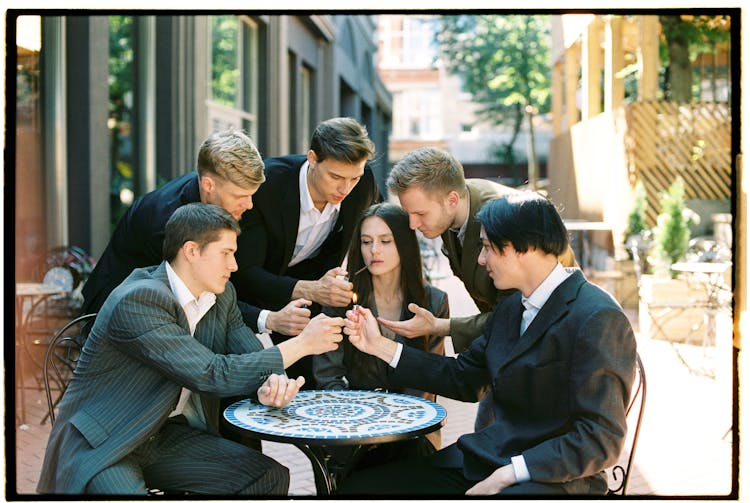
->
left=442, top=179, right=577, bottom=352
left=232, top=155, right=380, bottom=322
left=38, top=263, right=286, bottom=494
left=81, top=173, right=201, bottom=314
left=389, top=270, right=636, bottom=488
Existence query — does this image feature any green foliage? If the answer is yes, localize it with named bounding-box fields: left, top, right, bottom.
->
left=436, top=15, right=551, bottom=165
left=658, top=15, right=731, bottom=101
left=626, top=180, right=649, bottom=239
left=211, top=15, right=240, bottom=107
left=108, top=16, right=134, bottom=123
left=653, top=177, right=699, bottom=275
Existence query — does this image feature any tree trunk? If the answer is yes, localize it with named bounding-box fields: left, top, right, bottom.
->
left=660, top=16, right=692, bottom=101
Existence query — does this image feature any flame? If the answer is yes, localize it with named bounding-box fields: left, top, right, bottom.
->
left=352, top=292, right=358, bottom=304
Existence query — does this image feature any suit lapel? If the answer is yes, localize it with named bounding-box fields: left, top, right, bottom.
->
left=499, top=271, right=583, bottom=369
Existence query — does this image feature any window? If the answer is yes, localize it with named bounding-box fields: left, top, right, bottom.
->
left=300, top=65, right=313, bottom=151
left=207, top=15, right=259, bottom=141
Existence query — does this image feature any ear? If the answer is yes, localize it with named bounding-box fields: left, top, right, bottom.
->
left=307, top=150, right=317, bottom=167
left=199, top=174, right=214, bottom=194
left=181, top=240, right=201, bottom=263
left=446, top=190, right=461, bottom=208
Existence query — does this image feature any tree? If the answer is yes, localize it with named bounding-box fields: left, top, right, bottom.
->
left=436, top=15, right=551, bottom=183
left=659, top=15, right=731, bottom=102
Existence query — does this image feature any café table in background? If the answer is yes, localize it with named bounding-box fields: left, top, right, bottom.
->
left=671, top=261, right=732, bottom=351
left=224, top=389, right=446, bottom=495
left=15, top=282, right=68, bottom=427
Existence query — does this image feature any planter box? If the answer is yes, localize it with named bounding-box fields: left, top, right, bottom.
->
left=638, top=274, right=708, bottom=345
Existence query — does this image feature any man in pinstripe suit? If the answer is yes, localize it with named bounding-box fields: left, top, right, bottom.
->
left=37, top=203, right=346, bottom=495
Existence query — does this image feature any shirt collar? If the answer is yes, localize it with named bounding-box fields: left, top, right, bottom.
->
left=522, top=262, right=571, bottom=311
left=165, top=261, right=216, bottom=316
left=299, top=160, right=342, bottom=215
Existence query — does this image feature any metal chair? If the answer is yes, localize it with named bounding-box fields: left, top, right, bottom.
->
left=43, top=313, right=97, bottom=425
left=608, top=352, right=647, bottom=495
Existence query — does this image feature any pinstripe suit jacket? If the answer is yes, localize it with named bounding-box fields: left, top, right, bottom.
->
left=37, top=263, right=286, bottom=494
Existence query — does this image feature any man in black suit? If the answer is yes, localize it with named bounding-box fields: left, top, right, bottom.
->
left=81, top=129, right=310, bottom=336
left=231, top=117, right=380, bottom=387
left=340, top=192, right=636, bottom=496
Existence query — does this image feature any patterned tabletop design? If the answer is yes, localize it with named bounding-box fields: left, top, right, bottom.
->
left=224, top=390, right=446, bottom=443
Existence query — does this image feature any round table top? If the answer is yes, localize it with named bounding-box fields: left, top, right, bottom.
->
left=224, top=390, right=446, bottom=446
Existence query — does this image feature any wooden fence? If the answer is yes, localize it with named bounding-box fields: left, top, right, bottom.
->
left=624, top=101, right=732, bottom=226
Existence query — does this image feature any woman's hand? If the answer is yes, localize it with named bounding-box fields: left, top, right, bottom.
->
left=344, top=307, right=398, bottom=363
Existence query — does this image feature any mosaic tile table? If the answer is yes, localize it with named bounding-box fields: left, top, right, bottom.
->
left=224, top=390, right=446, bottom=494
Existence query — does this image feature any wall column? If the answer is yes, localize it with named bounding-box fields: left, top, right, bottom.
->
left=582, top=17, right=602, bottom=120
left=604, top=16, right=624, bottom=112
left=564, top=44, right=579, bottom=128
left=638, top=15, right=660, bottom=101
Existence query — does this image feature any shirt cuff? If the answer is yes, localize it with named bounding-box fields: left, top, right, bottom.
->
left=388, top=342, right=404, bottom=368
left=257, top=309, right=272, bottom=334
left=511, top=455, right=531, bottom=483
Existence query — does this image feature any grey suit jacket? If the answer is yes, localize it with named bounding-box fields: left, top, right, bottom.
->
left=390, top=270, right=636, bottom=485
left=37, top=263, right=286, bottom=494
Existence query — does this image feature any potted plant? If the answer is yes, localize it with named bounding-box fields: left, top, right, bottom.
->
left=651, top=176, right=700, bottom=277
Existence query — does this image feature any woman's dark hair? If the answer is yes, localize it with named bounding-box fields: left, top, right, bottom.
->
left=476, top=192, right=568, bottom=256
left=347, top=203, right=427, bottom=331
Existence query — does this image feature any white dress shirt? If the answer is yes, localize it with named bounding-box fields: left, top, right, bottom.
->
left=165, top=262, right=216, bottom=430
left=287, top=160, right=341, bottom=267
left=257, top=161, right=342, bottom=333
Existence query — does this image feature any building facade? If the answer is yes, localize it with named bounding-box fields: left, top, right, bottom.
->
left=11, top=13, right=392, bottom=281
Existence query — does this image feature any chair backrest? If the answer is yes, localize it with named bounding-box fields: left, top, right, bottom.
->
left=43, top=313, right=97, bottom=425
left=608, top=352, right=647, bottom=495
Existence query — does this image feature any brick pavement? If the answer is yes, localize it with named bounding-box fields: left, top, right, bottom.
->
left=10, top=254, right=736, bottom=497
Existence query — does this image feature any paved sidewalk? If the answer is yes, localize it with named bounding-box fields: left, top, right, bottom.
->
left=11, top=255, right=736, bottom=498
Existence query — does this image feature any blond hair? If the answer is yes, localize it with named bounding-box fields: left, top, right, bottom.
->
left=196, top=129, right=265, bottom=188
left=387, top=147, right=466, bottom=196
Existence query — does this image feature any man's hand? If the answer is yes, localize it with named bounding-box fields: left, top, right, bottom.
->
left=344, top=307, right=398, bottom=363
left=276, top=312, right=345, bottom=368
left=266, top=298, right=312, bottom=336
left=293, top=267, right=353, bottom=307
left=465, top=464, right=517, bottom=495
left=257, top=374, right=305, bottom=408
left=377, top=303, right=449, bottom=338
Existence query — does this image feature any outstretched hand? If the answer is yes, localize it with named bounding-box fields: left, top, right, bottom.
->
left=344, top=307, right=385, bottom=354
left=377, top=303, right=436, bottom=339
left=257, top=374, right=305, bottom=408
left=266, top=298, right=312, bottom=336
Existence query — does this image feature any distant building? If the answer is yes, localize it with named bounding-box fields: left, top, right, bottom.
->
left=11, top=13, right=391, bottom=280
left=376, top=13, right=548, bottom=183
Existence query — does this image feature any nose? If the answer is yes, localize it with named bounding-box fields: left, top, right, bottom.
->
left=408, top=215, right=419, bottom=230
left=477, top=248, right=487, bottom=266
left=228, top=255, right=238, bottom=272
left=242, top=195, right=254, bottom=210
left=339, top=180, right=354, bottom=196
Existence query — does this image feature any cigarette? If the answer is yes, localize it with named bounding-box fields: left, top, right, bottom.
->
left=352, top=264, right=369, bottom=276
